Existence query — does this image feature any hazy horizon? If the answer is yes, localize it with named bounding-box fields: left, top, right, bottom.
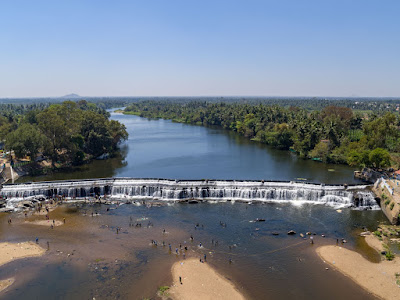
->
left=1, top=0, right=399, bottom=98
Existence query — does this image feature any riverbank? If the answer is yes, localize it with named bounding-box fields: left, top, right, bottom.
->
left=168, top=258, right=245, bottom=300
left=0, top=242, right=46, bottom=267
left=0, top=242, right=46, bottom=293
left=316, top=236, right=400, bottom=300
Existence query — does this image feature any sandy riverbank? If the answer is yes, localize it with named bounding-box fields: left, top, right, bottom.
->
left=168, top=258, right=246, bottom=300
left=0, top=242, right=46, bottom=293
left=0, top=242, right=46, bottom=267
left=317, top=245, right=400, bottom=300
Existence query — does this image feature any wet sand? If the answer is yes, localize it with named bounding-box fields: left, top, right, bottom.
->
left=168, top=258, right=246, bottom=300
left=317, top=245, right=400, bottom=300
left=0, top=278, right=15, bottom=293
left=24, top=219, right=64, bottom=227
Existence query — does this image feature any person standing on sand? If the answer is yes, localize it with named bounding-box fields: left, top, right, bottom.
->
left=63, top=218, right=66, bottom=224
left=179, top=276, right=182, bottom=284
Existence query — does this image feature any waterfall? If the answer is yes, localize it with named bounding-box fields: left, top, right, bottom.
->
left=0, top=178, right=379, bottom=210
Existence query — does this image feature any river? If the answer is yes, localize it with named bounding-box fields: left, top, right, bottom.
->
left=20, top=109, right=361, bottom=183
left=1, top=109, right=388, bottom=300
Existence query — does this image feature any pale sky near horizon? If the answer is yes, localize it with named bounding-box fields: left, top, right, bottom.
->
left=0, top=0, right=399, bottom=98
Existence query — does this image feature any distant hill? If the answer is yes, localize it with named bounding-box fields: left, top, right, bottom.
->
left=60, top=93, right=81, bottom=99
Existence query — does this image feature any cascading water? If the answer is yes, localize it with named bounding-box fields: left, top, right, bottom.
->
left=0, top=178, right=379, bottom=210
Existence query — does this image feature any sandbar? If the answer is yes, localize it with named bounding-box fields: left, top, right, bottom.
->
left=317, top=245, right=400, bottom=300
left=168, top=258, right=246, bottom=300
left=0, top=278, right=15, bottom=293
left=365, top=234, right=384, bottom=252
left=25, top=220, right=64, bottom=227
left=0, top=242, right=46, bottom=267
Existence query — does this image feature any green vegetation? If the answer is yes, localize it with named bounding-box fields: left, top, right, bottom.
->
left=158, top=286, right=169, bottom=296
left=1, top=100, right=128, bottom=167
left=390, top=202, right=395, bottom=210
left=385, top=250, right=395, bottom=261
left=125, top=101, right=399, bottom=167
left=373, top=230, right=382, bottom=237
left=383, top=243, right=395, bottom=260
left=384, top=199, right=391, bottom=206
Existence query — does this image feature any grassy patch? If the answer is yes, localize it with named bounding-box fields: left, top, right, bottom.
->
left=373, top=230, right=382, bottom=237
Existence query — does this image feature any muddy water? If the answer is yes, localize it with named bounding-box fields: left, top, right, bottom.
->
left=0, top=202, right=387, bottom=299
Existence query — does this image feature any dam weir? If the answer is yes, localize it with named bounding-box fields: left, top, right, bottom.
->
left=0, top=178, right=378, bottom=210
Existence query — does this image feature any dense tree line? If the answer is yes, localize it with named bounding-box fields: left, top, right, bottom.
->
left=125, top=101, right=397, bottom=169
left=2, top=96, right=400, bottom=112
left=2, top=100, right=128, bottom=166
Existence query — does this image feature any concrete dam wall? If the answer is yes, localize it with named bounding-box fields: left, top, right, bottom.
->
left=0, top=178, right=378, bottom=210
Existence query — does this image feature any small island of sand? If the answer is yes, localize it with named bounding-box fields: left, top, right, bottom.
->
left=168, top=258, right=246, bottom=300
left=317, top=240, right=400, bottom=300
left=24, top=219, right=64, bottom=227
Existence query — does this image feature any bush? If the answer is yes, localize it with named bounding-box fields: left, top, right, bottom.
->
left=385, top=250, right=395, bottom=261
left=390, top=202, right=395, bottom=210
left=374, top=231, right=382, bottom=237
left=158, top=286, right=169, bottom=295
left=384, top=199, right=391, bottom=206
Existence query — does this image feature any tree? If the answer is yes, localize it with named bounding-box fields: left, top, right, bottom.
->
left=5, top=124, right=45, bottom=159
left=309, top=141, right=330, bottom=162
left=347, top=150, right=370, bottom=168
left=369, top=148, right=391, bottom=169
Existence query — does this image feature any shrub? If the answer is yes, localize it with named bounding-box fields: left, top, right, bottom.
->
left=373, top=231, right=382, bottom=237
left=384, top=199, right=391, bottom=206
left=385, top=250, right=395, bottom=261
left=158, top=286, right=170, bottom=296
left=390, top=202, right=395, bottom=210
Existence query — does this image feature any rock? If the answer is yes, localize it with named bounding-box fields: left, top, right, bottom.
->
left=325, top=268, right=329, bottom=270
left=360, top=231, right=371, bottom=236
left=306, top=232, right=312, bottom=235
left=272, top=232, right=279, bottom=236
left=321, top=234, right=326, bottom=237
left=287, top=230, right=296, bottom=235
left=300, top=233, right=304, bottom=238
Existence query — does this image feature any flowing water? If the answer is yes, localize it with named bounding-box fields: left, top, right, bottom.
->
left=0, top=110, right=389, bottom=299
left=20, top=109, right=362, bottom=183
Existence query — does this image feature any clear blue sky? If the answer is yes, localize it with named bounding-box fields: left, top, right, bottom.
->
left=0, top=0, right=399, bottom=98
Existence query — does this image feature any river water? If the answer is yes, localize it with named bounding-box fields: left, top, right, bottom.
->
left=21, top=109, right=361, bottom=183
left=1, top=110, right=389, bottom=299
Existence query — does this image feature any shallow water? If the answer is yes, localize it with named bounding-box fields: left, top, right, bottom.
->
left=0, top=202, right=386, bottom=299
